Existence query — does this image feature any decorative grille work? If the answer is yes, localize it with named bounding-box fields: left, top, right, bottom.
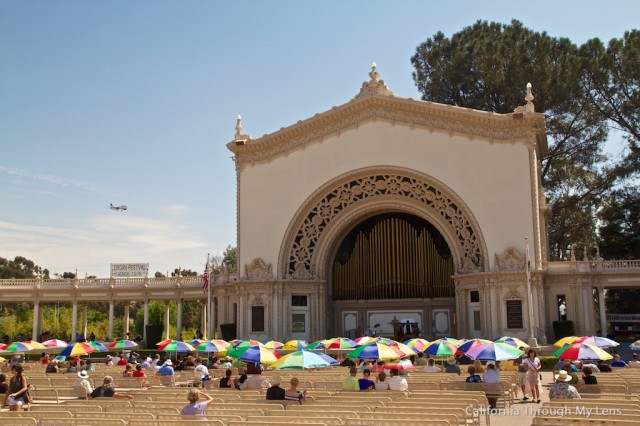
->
left=287, top=174, right=482, bottom=279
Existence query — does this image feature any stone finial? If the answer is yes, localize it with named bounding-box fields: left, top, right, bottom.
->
left=596, top=246, right=601, bottom=260
left=570, top=245, right=576, bottom=262
left=355, top=62, right=394, bottom=99
left=583, top=246, right=589, bottom=262
left=369, top=62, right=380, bottom=81
left=525, top=82, right=535, bottom=112
left=234, top=115, right=251, bottom=143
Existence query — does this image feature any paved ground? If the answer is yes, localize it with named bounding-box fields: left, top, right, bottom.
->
left=487, top=370, right=555, bottom=426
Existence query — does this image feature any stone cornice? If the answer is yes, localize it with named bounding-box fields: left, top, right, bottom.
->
left=227, top=94, right=547, bottom=169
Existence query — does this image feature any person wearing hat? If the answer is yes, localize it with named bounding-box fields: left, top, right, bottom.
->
left=157, top=359, right=175, bottom=376
left=74, top=370, right=93, bottom=396
left=444, top=356, right=461, bottom=375
left=549, top=370, right=581, bottom=399
left=265, top=375, right=285, bottom=400
left=629, top=353, right=640, bottom=368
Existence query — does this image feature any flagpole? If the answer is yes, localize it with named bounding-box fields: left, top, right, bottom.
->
left=525, top=236, right=538, bottom=348
left=206, top=253, right=211, bottom=341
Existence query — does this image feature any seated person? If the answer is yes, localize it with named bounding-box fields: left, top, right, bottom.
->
left=284, top=377, right=307, bottom=404
left=374, top=372, right=389, bottom=390
left=610, top=354, right=629, bottom=368
left=265, top=376, right=285, bottom=400
left=629, top=353, right=640, bottom=368
left=181, top=389, right=214, bottom=415
left=466, top=366, right=482, bottom=383
left=122, top=364, right=134, bottom=377
left=219, top=369, right=237, bottom=389
left=0, top=374, right=8, bottom=394
left=596, top=359, right=612, bottom=372
left=579, top=366, right=597, bottom=385
left=423, top=358, right=442, bottom=373
left=358, top=369, right=375, bottom=392
left=132, top=364, right=151, bottom=387
left=239, top=369, right=270, bottom=390
left=387, top=369, right=408, bottom=391
left=342, top=366, right=359, bottom=391
left=549, top=370, right=581, bottom=399
left=74, top=370, right=94, bottom=396
left=90, top=376, right=133, bottom=399
left=444, top=357, right=461, bottom=375
left=415, top=352, right=428, bottom=366
left=45, top=360, right=59, bottom=373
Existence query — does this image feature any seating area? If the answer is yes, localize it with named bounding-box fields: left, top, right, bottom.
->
left=2, top=363, right=640, bottom=425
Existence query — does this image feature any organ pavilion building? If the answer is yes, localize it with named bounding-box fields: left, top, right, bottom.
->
left=212, top=65, right=638, bottom=345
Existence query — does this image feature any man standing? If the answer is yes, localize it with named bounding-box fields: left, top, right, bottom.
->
left=342, top=366, right=360, bottom=391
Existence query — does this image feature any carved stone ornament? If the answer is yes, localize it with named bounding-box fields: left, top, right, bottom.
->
left=286, top=172, right=483, bottom=279
left=354, top=63, right=394, bottom=99
left=245, top=258, right=272, bottom=280
left=495, top=247, right=526, bottom=271
left=459, top=256, right=478, bottom=274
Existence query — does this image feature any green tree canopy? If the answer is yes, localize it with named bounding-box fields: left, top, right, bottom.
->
left=411, top=20, right=637, bottom=259
left=0, top=256, right=49, bottom=279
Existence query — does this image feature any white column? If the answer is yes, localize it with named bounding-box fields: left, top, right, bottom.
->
left=164, top=302, right=170, bottom=339
left=31, top=302, right=40, bottom=341
left=176, top=299, right=183, bottom=341
left=143, top=300, right=149, bottom=343
left=123, top=303, right=130, bottom=338
left=598, top=287, right=607, bottom=335
left=108, top=301, right=115, bottom=341
left=208, top=297, right=216, bottom=341
left=81, top=304, right=88, bottom=338
left=201, top=303, right=207, bottom=339
left=71, top=302, right=78, bottom=342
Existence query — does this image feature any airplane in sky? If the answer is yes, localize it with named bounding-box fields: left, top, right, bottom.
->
left=109, top=203, right=128, bottom=211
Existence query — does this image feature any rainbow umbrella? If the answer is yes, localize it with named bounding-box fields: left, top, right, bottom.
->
left=574, top=336, right=619, bottom=349
left=60, top=342, right=96, bottom=357
left=386, top=359, right=415, bottom=370
left=0, top=356, right=4, bottom=362
left=158, top=340, right=195, bottom=352
left=263, top=340, right=284, bottom=349
left=347, top=342, right=403, bottom=361
left=23, top=340, right=46, bottom=350
left=108, top=339, right=138, bottom=349
left=156, top=339, right=173, bottom=346
left=324, top=337, right=357, bottom=350
left=553, top=336, right=582, bottom=348
left=2, top=341, right=37, bottom=353
left=283, top=340, right=309, bottom=351
left=404, top=338, right=430, bottom=352
left=553, top=343, right=613, bottom=361
left=87, top=341, right=108, bottom=352
left=227, top=340, right=264, bottom=358
left=232, top=339, right=264, bottom=347
left=423, top=339, right=459, bottom=357
left=189, top=339, right=206, bottom=347
left=465, top=342, right=524, bottom=361
left=307, top=340, right=330, bottom=350
left=393, top=341, right=419, bottom=356
left=235, top=345, right=280, bottom=364
left=0, top=344, right=6, bottom=350
left=194, top=341, right=227, bottom=353
left=494, top=336, right=529, bottom=348
left=629, top=340, right=640, bottom=350
left=42, top=339, right=68, bottom=348
left=456, top=338, right=492, bottom=354
left=271, top=350, right=338, bottom=370
left=353, top=336, right=376, bottom=346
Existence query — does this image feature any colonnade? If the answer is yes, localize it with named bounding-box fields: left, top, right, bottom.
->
left=29, top=299, right=210, bottom=345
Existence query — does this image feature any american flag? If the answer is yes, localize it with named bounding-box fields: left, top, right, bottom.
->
left=203, top=268, right=209, bottom=294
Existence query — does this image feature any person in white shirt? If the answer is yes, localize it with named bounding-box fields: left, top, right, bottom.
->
left=193, top=358, right=210, bottom=387
left=112, top=352, right=121, bottom=366
left=483, top=363, right=500, bottom=409
left=423, top=358, right=442, bottom=373
left=374, top=372, right=389, bottom=390
left=387, top=369, right=409, bottom=391
left=74, top=370, right=94, bottom=396
left=629, top=354, right=640, bottom=368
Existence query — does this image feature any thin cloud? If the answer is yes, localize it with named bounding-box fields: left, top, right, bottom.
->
left=0, top=165, right=113, bottom=195
left=164, top=204, right=191, bottom=215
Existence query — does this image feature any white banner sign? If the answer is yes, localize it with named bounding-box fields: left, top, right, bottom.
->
left=607, top=313, right=640, bottom=322
left=110, top=263, right=149, bottom=278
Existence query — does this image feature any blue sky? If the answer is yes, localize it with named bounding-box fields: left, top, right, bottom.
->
left=1, top=1, right=638, bottom=278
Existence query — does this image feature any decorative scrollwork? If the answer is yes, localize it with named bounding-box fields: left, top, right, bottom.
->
left=287, top=173, right=483, bottom=278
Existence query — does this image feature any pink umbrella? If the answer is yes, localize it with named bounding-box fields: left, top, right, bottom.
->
left=42, top=339, right=68, bottom=348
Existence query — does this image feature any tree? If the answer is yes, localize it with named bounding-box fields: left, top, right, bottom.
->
left=598, top=188, right=640, bottom=260
left=222, top=245, right=237, bottom=272
left=580, top=30, right=640, bottom=177
left=411, top=20, right=624, bottom=259
left=0, top=256, right=49, bottom=279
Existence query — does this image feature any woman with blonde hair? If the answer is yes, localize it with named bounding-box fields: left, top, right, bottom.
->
left=181, top=388, right=214, bottom=415
left=284, top=377, right=307, bottom=404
